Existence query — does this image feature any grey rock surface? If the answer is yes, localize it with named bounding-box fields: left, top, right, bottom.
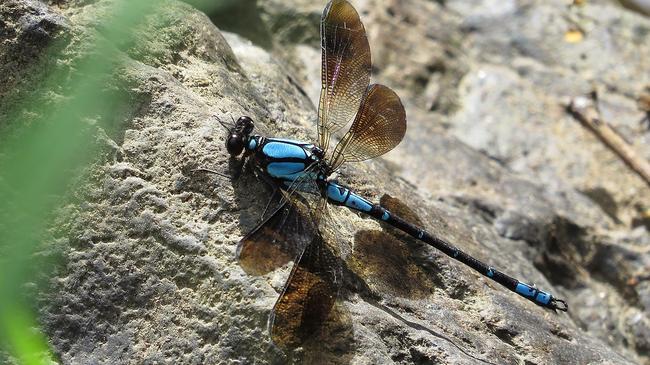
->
left=2, top=0, right=649, bottom=364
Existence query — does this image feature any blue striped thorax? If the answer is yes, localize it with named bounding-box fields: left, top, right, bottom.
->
left=246, top=136, right=326, bottom=188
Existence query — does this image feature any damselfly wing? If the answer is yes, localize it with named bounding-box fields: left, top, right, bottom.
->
left=318, top=0, right=371, bottom=154
left=268, top=230, right=342, bottom=348
left=237, top=193, right=316, bottom=276
left=330, top=84, right=406, bottom=170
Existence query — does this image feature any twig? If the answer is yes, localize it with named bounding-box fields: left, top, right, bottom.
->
left=567, top=96, right=650, bottom=187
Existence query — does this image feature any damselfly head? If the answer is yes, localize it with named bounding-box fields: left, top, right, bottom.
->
left=226, top=116, right=255, bottom=156
left=235, top=116, right=255, bottom=135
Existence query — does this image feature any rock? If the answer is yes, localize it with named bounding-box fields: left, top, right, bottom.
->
left=0, top=0, right=69, bottom=118
left=1, top=0, right=649, bottom=364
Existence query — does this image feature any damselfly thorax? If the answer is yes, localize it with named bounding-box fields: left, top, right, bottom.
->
left=245, top=135, right=328, bottom=188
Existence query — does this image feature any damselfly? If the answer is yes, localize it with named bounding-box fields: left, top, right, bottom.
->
left=214, top=0, right=567, bottom=348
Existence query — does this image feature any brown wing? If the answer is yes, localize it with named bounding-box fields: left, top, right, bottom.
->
left=237, top=191, right=340, bottom=347
left=329, top=84, right=407, bottom=170
left=318, top=0, right=371, bottom=154
left=236, top=194, right=316, bottom=276
left=268, top=231, right=342, bottom=348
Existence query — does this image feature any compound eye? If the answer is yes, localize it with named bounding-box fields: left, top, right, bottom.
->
left=237, top=116, right=253, bottom=124
left=237, top=116, right=255, bottom=134
left=226, top=134, right=244, bottom=156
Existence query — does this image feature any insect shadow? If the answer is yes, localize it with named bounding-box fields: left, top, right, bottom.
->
left=184, top=161, right=496, bottom=365
left=348, top=194, right=443, bottom=300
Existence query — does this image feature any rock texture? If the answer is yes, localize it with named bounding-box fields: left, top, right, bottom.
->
left=1, top=0, right=649, bottom=364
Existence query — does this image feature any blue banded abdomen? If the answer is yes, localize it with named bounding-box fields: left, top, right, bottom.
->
left=326, top=183, right=373, bottom=213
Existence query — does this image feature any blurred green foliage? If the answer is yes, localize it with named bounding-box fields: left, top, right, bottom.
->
left=0, top=0, right=235, bottom=362
left=0, top=1, right=159, bottom=363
